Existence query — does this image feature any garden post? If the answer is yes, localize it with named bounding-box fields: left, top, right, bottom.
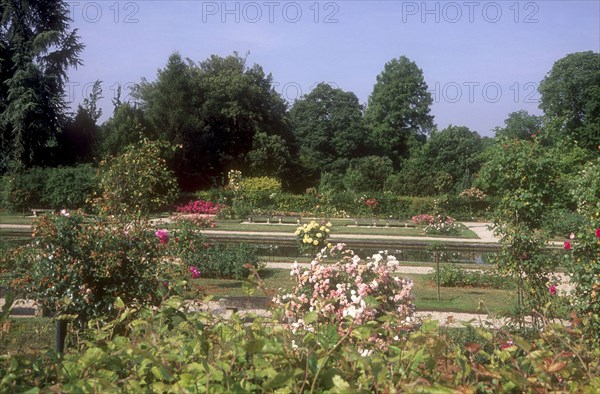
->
left=56, top=319, right=67, bottom=353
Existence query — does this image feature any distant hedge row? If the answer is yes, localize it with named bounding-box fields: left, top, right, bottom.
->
left=0, top=165, right=98, bottom=212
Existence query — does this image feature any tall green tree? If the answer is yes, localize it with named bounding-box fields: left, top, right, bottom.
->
left=365, top=56, right=434, bottom=166
left=136, top=52, right=290, bottom=190
left=289, top=83, right=369, bottom=184
left=99, top=102, right=153, bottom=158
left=421, top=125, right=483, bottom=191
left=58, top=81, right=103, bottom=164
left=0, top=0, right=84, bottom=171
left=494, top=110, right=543, bottom=140
left=539, top=51, right=600, bottom=150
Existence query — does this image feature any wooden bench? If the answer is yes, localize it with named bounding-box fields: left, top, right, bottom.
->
left=31, top=209, right=54, bottom=217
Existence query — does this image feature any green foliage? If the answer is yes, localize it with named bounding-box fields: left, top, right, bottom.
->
left=0, top=165, right=98, bottom=211
left=365, top=56, right=434, bottom=165
left=478, top=138, right=563, bottom=320
left=289, top=83, right=369, bottom=184
left=137, top=52, right=290, bottom=190
left=419, top=125, right=484, bottom=192
left=542, top=208, right=586, bottom=239
left=426, top=265, right=515, bottom=289
left=342, top=156, right=394, bottom=193
left=493, top=110, right=542, bottom=140
left=1, top=300, right=598, bottom=392
left=246, top=132, right=291, bottom=179
left=98, top=102, right=154, bottom=158
left=564, top=158, right=600, bottom=340
left=0, top=0, right=84, bottom=171
left=7, top=212, right=175, bottom=326
left=168, top=219, right=258, bottom=280
left=97, top=139, right=178, bottom=216
left=539, top=51, right=600, bottom=150
left=477, top=138, right=559, bottom=228
left=240, top=176, right=282, bottom=194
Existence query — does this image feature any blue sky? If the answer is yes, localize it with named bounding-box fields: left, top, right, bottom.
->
left=66, top=0, right=600, bottom=137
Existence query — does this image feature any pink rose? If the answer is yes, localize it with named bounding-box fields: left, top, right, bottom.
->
left=596, top=228, right=600, bottom=238
left=564, top=241, right=571, bottom=251
left=549, top=285, right=557, bottom=296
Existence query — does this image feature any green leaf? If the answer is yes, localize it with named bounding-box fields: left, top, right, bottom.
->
left=113, top=297, right=125, bottom=309
left=318, top=324, right=340, bottom=349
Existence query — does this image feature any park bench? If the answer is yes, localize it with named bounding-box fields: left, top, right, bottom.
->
left=30, top=208, right=54, bottom=217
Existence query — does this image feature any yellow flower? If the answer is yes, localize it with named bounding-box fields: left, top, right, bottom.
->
left=307, top=238, right=313, bottom=244
left=316, top=233, right=322, bottom=238
left=320, top=226, right=326, bottom=231
left=313, top=240, right=319, bottom=246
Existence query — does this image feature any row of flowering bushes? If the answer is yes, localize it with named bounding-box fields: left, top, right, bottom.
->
left=196, top=189, right=495, bottom=220
left=176, top=200, right=224, bottom=215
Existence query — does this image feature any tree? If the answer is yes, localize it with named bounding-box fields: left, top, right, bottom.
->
left=289, top=83, right=369, bottom=183
left=421, top=125, right=484, bottom=191
left=0, top=0, right=84, bottom=171
left=476, top=138, right=562, bottom=323
left=494, top=110, right=542, bottom=140
left=246, top=131, right=291, bottom=179
left=58, top=81, right=103, bottom=164
left=136, top=52, right=290, bottom=190
left=99, top=102, right=153, bottom=157
left=539, top=51, right=600, bottom=150
left=343, top=156, right=394, bottom=193
left=97, top=139, right=178, bottom=217
left=365, top=56, right=434, bottom=166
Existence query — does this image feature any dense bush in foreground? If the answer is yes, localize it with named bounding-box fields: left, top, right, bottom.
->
left=0, top=298, right=598, bottom=393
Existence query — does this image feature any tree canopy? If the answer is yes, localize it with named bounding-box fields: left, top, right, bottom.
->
left=539, top=51, right=600, bottom=150
left=289, top=83, right=369, bottom=183
left=494, top=110, right=543, bottom=141
left=136, top=52, right=290, bottom=190
left=365, top=56, right=434, bottom=166
left=0, top=0, right=83, bottom=171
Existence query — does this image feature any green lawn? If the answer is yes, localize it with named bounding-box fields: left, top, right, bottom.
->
left=0, top=213, right=35, bottom=225
left=194, top=268, right=517, bottom=315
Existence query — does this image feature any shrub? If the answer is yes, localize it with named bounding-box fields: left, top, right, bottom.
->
left=294, top=220, right=332, bottom=255
left=7, top=211, right=176, bottom=326
left=426, top=264, right=515, bottom=289
left=564, top=158, right=600, bottom=340
left=239, top=176, right=282, bottom=194
left=412, top=213, right=434, bottom=226
left=0, top=165, right=99, bottom=212
left=97, top=139, right=178, bottom=216
left=273, top=245, right=416, bottom=349
left=176, top=200, right=223, bottom=215
left=424, top=215, right=463, bottom=236
left=543, top=208, right=587, bottom=239
left=173, top=213, right=216, bottom=228
left=43, top=165, right=99, bottom=209
left=168, top=218, right=258, bottom=279
left=0, top=298, right=598, bottom=392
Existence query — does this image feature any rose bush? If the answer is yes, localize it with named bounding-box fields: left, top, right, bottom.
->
left=273, top=244, right=416, bottom=349
left=294, top=220, right=332, bottom=255
left=8, top=211, right=177, bottom=326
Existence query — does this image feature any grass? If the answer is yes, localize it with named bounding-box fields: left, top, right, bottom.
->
left=0, top=317, right=55, bottom=354
left=0, top=213, right=35, bottom=226
left=190, top=268, right=518, bottom=315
